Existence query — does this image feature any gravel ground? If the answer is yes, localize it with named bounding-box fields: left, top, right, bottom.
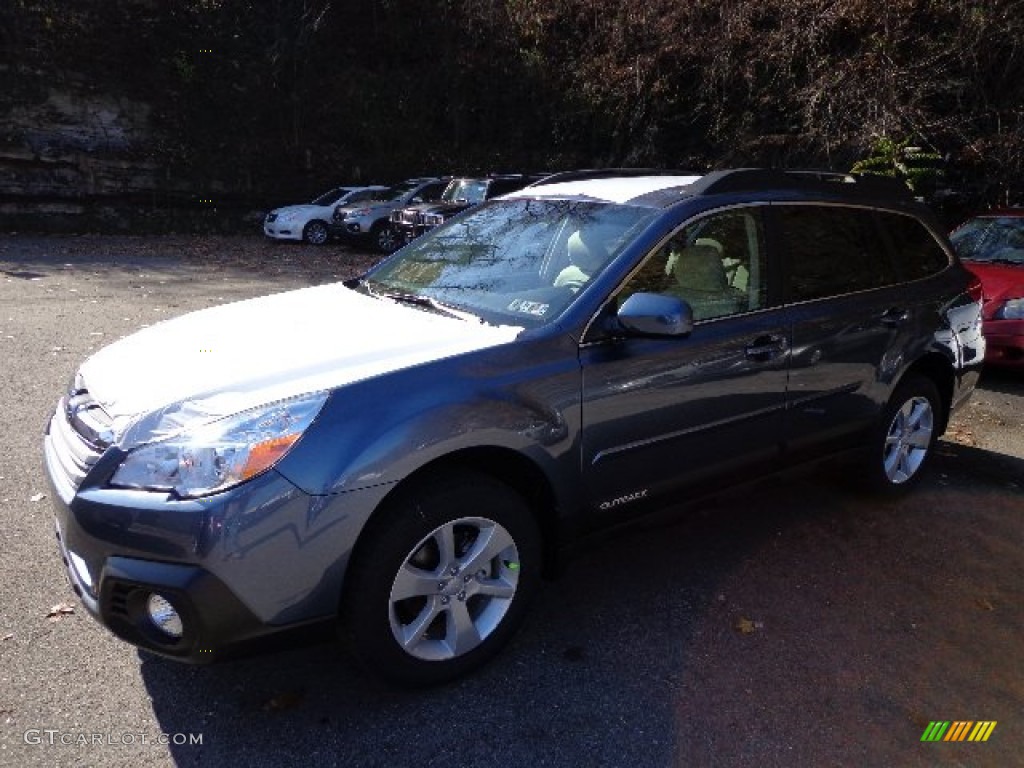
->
left=1, top=235, right=1022, bottom=768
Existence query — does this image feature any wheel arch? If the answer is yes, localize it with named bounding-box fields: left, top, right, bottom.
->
left=901, top=352, right=955, bottom=434
left=348, top=447, right=563, bottom=584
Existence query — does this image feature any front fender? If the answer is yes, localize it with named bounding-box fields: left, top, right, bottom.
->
left=274, top=335, right=583, bottom=507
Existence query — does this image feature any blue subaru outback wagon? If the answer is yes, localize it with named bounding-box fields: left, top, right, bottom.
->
left=45, top=169, right=985, bottom=685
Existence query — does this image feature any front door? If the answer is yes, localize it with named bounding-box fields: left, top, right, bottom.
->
left=579, top=206, right=789, bottom=514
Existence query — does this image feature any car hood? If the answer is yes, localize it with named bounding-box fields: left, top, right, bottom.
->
left=270, top=204, right=328, bottom=217
left=964, top=260, right=1024, bottom=316
left=79, top=283, right=522, bottom=447
left=423, top=202, right=474, bottom=215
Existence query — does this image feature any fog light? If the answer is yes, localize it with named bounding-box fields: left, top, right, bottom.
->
left=146, top=593, right=183, bottom=639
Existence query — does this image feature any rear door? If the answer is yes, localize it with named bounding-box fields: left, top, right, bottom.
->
left=772, top=204, right=917, bottom=457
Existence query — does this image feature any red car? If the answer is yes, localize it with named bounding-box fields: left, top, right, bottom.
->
left=950, top=210, right=1024, bottom=368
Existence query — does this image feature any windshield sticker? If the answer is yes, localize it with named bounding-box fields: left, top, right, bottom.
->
left=508, top=299, right=549, bottom=317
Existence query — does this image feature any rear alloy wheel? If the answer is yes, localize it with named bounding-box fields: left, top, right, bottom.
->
left=345, top=473, right=540, bottom=686
left=302, top=219, right=329, bottom=245
left=868, top=375, right=941, bottom=493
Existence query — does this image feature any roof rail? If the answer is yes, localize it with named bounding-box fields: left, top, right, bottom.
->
left=692, top=168, right=914, bottom=199
left=528, top=168, right=694, bottom=187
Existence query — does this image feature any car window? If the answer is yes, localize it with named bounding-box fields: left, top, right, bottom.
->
left=346, top=189, right=378, bottom=204
left=617, top=208, right=768, bottom=321
left=382, top=182, right=420, bottom=202
left=878, top=211, right=950, bottom=279
left=488, top=179, right=529, bottom=198
left=779, top=205, right=897, bottom=302
left=443, top=179, right=488, bottom=204
left=420, top=182, right=446, bottom=202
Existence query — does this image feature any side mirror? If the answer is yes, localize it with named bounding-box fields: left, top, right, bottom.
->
left=616, top=293, right=694, bottom=337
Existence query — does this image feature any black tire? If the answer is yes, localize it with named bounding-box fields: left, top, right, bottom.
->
left=864, top=375, right=942, bottom=494
left=371, top=221, right=399, bottom=254
left=344, top=472, right=541, bottom=686
left=302, top=220, right=329, bottom=245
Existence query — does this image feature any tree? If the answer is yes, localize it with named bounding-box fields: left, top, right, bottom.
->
left=850, top=136, right=944, bottom=196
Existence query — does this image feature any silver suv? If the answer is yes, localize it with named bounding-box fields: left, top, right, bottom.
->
left=330, top=177, right=448, bottom=253
left=44, top=169, right=985, bottom=686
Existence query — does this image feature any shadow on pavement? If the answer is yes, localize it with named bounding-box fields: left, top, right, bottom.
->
left=140, top=443, right=1023, bottom=767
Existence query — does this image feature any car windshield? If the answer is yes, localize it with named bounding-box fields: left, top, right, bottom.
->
left=362, top=198, right=656, bottom=328
left=950, top=216, right=1024, bottom=264
left=442, top=179, right=488, bottom=204
left=311, top=188, right=353, bottom=206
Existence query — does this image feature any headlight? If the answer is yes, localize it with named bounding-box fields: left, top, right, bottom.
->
left=345, top=208, right=371, bottom=218
left=111, top=392, right=328, bottom=498
left=993, top=298, right=1024, bottom=320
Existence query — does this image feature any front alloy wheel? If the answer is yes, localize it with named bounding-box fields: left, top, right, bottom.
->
left=373, top=222, right=399, bottom=254
left=303, top=220, right=329, bottom=245
left=344, top=473, right=540, bottom=686
left=390, top=517, right=520, bottom=662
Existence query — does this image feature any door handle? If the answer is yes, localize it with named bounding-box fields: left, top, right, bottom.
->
left=745, top=334, right=787, bottom=361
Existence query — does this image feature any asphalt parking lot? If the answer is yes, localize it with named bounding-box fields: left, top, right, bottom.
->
left=2, top=235, right=1022, bottom=767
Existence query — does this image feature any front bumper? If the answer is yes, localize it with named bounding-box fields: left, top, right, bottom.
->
left=263, top=223, right=302, bottom=241
left=43, top=409, right=384, bottom=663
left=982, top=318, right=1024, bottom=366
left=393, top=222, right=430, bottom=245
left=330, top=217, right=369, bottom=237
left=54, top=516, right=283, bottom=662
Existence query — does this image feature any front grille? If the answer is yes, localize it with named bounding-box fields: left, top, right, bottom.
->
left=393, top=210, right=422, bottom=226
left=46, top=388, right=110, bottom=494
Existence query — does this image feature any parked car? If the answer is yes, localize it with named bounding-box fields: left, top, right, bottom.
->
left=950, top=209, right=1024, bottom=367
left=331, top=178, right=449, bottom=253
left=264, top=186, right=387, bottom=245
left=389, top=174, right=542, bottom=246
left=44, top=169, right=984, bottom=687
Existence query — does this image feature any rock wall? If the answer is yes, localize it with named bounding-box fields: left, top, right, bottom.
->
left=0, top=84, right=248, bottom=233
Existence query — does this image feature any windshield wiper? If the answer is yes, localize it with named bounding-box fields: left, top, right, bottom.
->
left=388, top=293, right=482, bottom=323
left=358, top=279, right=480, bottom=322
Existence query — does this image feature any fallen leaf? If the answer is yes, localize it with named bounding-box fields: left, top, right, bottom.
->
left=2, top=633, right=13, bottom=641
left=975, top=597, right=995, bottom=612
left=734, top=617, right=765, bottom=635
left=46, top=603, right=75, bottom=621
left=29, top=493, right=46, bottom=503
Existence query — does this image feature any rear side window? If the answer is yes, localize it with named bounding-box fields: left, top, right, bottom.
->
left=778, top=205, right=898, bottom=302
left=878, top=212, right=949, bottom=280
